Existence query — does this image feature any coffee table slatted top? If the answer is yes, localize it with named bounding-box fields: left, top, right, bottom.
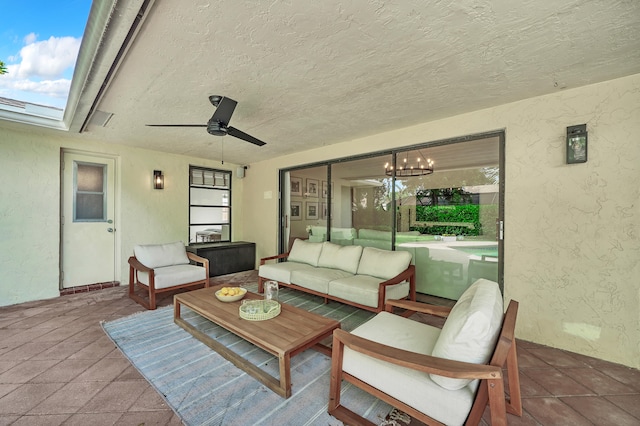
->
left=173, top=285, right=340, bottom=397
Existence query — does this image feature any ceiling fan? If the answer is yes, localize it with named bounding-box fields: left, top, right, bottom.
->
left=146, top=95, right=266, bottom=146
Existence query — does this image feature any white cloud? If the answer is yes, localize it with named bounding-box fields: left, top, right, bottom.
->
left=10, top=78, right=71, bottom=98
left=0, top=34, right=81, bottom=108
left=16, top=35, right=82, bottom=79
left=24, top=32, right=38, bottom=45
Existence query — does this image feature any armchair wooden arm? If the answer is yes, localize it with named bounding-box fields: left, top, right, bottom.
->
left=332, top=329, right=502, bottom=380
left=187, top=251, right=209, bottom=270
left=384, top=299, right=452, bottom=318
left=128, top=255, right=152, bottom=273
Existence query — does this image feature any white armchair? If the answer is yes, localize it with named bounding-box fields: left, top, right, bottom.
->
left=328, top=279, right=522, bottom=425
left=128, top=241, right=209, bottom=310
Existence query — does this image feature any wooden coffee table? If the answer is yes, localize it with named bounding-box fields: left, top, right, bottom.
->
left=173, top=285, right=340, bottom=398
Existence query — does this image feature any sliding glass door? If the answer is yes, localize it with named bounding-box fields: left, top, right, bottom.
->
left=279, top=132, right=503, bottom=300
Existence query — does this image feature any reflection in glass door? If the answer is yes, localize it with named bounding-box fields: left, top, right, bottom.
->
left=393, top=138, right=501, bottom=300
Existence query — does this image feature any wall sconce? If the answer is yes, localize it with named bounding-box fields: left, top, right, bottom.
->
left=153, top=170, right=164, bottom=189
left=566, top=124, right=587, bottom=164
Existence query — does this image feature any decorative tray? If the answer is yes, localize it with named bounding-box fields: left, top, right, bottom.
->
left=239, top=299, right=281, bottom=321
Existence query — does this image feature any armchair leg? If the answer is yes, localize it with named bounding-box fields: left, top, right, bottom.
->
left=505, top=340, right=523, bottom=416
left=487, top=377, right=508, bottom=426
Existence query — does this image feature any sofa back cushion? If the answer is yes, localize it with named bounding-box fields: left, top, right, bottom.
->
left=430, top=279, right=504, bottom=390
left=287, top=239, right=323, bottom=267
left=356, top=247, right=412, bottom=280
left=134, top=241, right=190, bottom=269
left=318, top=242, right=363, bottom=274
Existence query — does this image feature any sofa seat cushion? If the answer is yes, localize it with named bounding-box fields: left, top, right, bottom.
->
left=287, top=239, right=323, bottom=266
left=328, top=275, right=410, bottom=308
left=343, top=312, right=477, bottom=426
left=258, top=261, right=315, bottom=285
left=357, top=247, right=412, bottom=280
left=290, top=267, right=353, bottom=294
left=430, top=279, right=504, bottom=390
left=317, top=242, right=363, bottom=274
left=134, top=241, right=189, bottom=269
left=137, top=264, right=206, bottom=290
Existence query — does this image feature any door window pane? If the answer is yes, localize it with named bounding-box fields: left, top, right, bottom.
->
left=74, top=162, right=106, bottom=221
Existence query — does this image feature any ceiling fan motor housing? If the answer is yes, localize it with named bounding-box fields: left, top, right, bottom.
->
left=207, top=121, right=227, bottom=136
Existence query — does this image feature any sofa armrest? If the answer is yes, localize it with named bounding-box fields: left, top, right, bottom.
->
left=379, top=264, right=415, bottom=287
left=376, top=265, right=416, bottom=314
left=260, top=252, right=290, bottom=265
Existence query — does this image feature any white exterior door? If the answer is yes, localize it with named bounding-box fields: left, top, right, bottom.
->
left=61, top=151, right=116, bottom=288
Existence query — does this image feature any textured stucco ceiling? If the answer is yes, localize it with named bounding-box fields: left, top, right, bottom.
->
left=28, top=1, right=640, bottom=165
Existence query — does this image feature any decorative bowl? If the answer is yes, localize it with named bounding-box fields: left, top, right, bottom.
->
left=215, top=287, right=247, bottom=302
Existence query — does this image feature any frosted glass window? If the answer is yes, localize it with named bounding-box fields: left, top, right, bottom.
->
left=74, top=162, right=106, bottom=221
left=190, top=207, right=229, bottom=224
left=190, top=187, right=229, bottom=206
left=77, top=164, right=104, bottom=191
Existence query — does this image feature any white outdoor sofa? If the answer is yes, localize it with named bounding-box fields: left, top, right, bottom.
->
left=258, top=239, right=416, bottom=313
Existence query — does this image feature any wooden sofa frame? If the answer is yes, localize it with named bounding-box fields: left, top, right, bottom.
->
left=128, top=252, right=210, bottom=310
left=328, top=298, right=522, bottom=426
left=258, top=251, right=416, bottom=313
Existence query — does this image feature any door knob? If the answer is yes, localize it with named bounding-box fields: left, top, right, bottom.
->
left=107, top=228, right=114, bottom=233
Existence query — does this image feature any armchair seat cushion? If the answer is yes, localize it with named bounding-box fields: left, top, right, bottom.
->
left=328, top=275, right=410, bottom=308
left=343, top=312, right=476, bottom=426
left=137, top=264, right=207, bottom=290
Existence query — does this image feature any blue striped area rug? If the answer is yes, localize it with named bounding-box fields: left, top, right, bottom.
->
left=102, top=284, right=396, bottom=426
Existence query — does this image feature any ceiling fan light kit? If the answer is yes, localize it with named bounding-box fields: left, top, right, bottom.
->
left=146, top=95, right=267, bottom=147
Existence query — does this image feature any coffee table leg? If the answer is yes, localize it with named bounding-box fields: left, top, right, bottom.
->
left=280, top=354, right=292, bottom=398
left=174, top=298, right=181, bottom=320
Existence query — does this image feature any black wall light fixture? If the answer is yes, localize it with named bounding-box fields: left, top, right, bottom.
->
left=567, top=124, right=587, bottom=164
left=153, top=170, right=164, bottom=189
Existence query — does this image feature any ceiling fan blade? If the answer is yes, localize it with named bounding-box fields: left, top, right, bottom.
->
left=227, top=126, right=266, bottom=146
left=146, top=124, right=207, bottom=127
left=211, top=96, right=237, bottom=125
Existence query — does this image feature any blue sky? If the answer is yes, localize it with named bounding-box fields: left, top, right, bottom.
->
left=0, top=0, right=92, bottom=109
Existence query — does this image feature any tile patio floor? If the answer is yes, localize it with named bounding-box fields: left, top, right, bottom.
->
left=1, top=270, right=639, bottom=425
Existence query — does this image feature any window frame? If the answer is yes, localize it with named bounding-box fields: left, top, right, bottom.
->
left=188, top=165, right=232, bottom=244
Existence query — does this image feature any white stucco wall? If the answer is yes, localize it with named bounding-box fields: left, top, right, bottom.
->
left=241, top=74, right=640, bottom=369
left=0, top=129, right=243, bottom=306
left=1, top=74, right=637, bottom=369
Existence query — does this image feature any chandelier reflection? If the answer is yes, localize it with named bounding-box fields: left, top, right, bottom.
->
left=384, top=152, right=434, bottom=177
